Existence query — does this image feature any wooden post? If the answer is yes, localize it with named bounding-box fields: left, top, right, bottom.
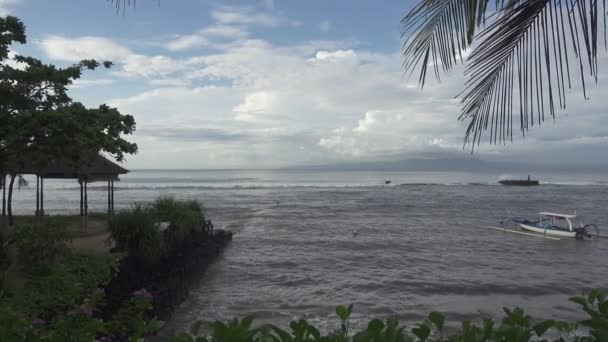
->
left=79, top=180, right=84, bottom=216
left=84, top=180, right=89, bottom=231
left=2, top=174, right=6, bottom=216
left=107, top=180, right=111, bottom=215
left=40, top=176, right=44, bottom=216
left=111, top=180, right=115, bottom=212
left=36, top=175, right=39, bottom=216
left=84, top=181, right=88, bottom=217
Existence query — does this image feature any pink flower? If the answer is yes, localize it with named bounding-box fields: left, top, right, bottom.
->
left=133, top=288, right=153, bottom=299
left=32, top=318, right=46, bottom=326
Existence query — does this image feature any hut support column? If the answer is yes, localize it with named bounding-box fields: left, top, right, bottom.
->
left=35, top=175, right=39, bottom=216
left=107, top=180, right=111, bottom=215
left=79, top=180, right=84, bottom=216
left=1, top=175, right=6, bottom=229
left=84, top=181, right=88, bottom=217
left=111, top=180, right=115, bottom=212
left=2, top=175, right=6, bottom=216
left=40, top=176, right=44, bottom=216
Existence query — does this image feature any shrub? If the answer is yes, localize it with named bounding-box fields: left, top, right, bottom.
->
left=153, top=195, right=183, bottom=223
left=171, top=293, right=608, bottom=341
left=0, top=233, right=9, bottom=286
left=109, top=203, right=164, bottom=262
left=153, top=196, right=205, bottom=228
left=8, top=221, right=71, bottom=274
left=4, top=253, right=120, bottom=321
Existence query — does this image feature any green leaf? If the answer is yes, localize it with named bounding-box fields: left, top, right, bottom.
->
left=569, top=296, right=588, bottom=308
left=367, top=319, right=384, bottom=334
left=411, top=324, right=430, bottom=341
left=336, top=305, right=351, bottom=321
left=428, top=311, right=445, bottom=331
left=533, top=320, right=555, bottom=337
left=190, top=321, right=203, bottom=336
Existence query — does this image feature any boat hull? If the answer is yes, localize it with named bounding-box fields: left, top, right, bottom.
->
left=519, top=224, right=577, bottom=238
left=499, top=180, right=539, bottom=186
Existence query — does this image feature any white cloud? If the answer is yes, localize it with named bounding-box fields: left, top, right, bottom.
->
left=71, top=78, right=115, bottom=88
left=211, top=6, right=283, bottom=27
left=0, top=0, right=18, bottom=15
left=320, top=20, right=332, bottom=32
left=233, top=91, right=278, bottom=121
left=201, top=25, right=249, bottom=39
left=41, top=36, right=131, bottom=62
left=165, top=34, right=208, bottom=51
left=311, top=49, right=358, bottom=63
left=41, top=12, right=608, bottom=167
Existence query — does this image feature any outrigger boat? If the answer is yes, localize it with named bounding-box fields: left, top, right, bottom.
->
left=512, top=212, right=599, bottom=239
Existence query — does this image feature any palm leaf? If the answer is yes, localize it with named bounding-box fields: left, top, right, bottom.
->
left=401, top=0, right=501, bottom=88
left=402, top=0, right=606, bottom=147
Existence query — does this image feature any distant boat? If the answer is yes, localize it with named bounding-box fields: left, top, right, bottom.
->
left=385, top=180, right=391, bottom=185
left=499, top=175, right=539, bottom=186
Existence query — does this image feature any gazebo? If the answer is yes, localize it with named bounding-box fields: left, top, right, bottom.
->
left=1, top=154, right=128, bottom=219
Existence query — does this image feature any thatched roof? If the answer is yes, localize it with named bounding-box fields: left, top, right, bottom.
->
left=11, top=154, right=129, bottom=181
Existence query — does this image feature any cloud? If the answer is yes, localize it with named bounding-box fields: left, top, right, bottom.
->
left=211, top=6, right=283, bottom=27
left=41, top=36, right=131, bottom=62
left=71, top=78, right=116, bottom=88
left=165, top=35, right=208, bottom=51
left=42, top=9, right=608, bottom=168
left=320, top=20, right=332, bottom=32
left=0, top=0, right=18, bottom=15
left=233, top=91, right=278, bottom=122
left=201, top=25, right=249, bottom=39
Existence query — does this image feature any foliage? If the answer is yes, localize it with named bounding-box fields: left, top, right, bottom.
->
left=110, top=197, right=208, bottom=260
left=0, top=15, right=137, bottom=223
left=3, top=253, right=120, bottom=320
left=0, top=232, right=9, bottom=287
left=8, top=222, right=71, bottom=274
left=0, top=252, right=121, bottom=341
left=170, top=291, right=608, bottom=341
left=105, top=288, right=165, bottom=341
left=402, top=0, right=607, bottom=146
left=153, top=195, right=206, bottom=224
left=108, top=203, right=165, bottom=262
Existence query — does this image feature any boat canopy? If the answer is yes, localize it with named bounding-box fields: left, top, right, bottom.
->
left=539, top=212, right=576, bottom=219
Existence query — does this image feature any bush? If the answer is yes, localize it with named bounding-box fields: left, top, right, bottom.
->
left=3, top=253, right=120, bottom=320
left=0, top=233, right=9, bottom=286
left=110, top=197, right=209, bottom=261
left=171, top=293, right=608, bottom=341
left=109, top=203, right=165, bottom=262
left=153, top=196, right=206, bottom=229
left=8, top=221, right=71, bottom=274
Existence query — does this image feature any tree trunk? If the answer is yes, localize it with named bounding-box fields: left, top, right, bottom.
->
left=7, top=174, right=16, bottom=226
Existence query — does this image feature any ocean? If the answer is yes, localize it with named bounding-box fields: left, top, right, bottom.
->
left=7, top=170, right=608, bottom=332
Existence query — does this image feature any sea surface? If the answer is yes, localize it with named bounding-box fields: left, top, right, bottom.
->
left=7, top=170, right=608, bottom=333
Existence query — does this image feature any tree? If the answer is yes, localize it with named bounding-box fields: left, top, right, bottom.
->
left=402, top=0, right=606, bottom=147
left=0, top=16, right=137, bottom=224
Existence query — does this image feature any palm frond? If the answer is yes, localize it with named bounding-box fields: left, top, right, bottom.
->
left=108, top=0, right=159, bottom=14
left=401, top=0, right=498, bottom=88
left=402, top=0, right=606, bottom=147
left=461, top=0, right=602, bottom=146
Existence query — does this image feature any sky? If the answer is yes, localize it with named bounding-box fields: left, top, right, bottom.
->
left=2, top=0, right=608, bottom=169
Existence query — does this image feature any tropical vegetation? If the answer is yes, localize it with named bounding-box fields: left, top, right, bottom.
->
left=0, top=15, right=138, bottom=224
left=401, top=0, right=607, bottom=146
left=167, top=292, right=608, bottom=341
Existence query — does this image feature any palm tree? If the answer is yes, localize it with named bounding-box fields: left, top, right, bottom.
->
left=402, top=0, right=606, bottom=147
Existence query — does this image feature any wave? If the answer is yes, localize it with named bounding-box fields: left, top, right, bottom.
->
left=33, top=180, right=608, bottom=191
